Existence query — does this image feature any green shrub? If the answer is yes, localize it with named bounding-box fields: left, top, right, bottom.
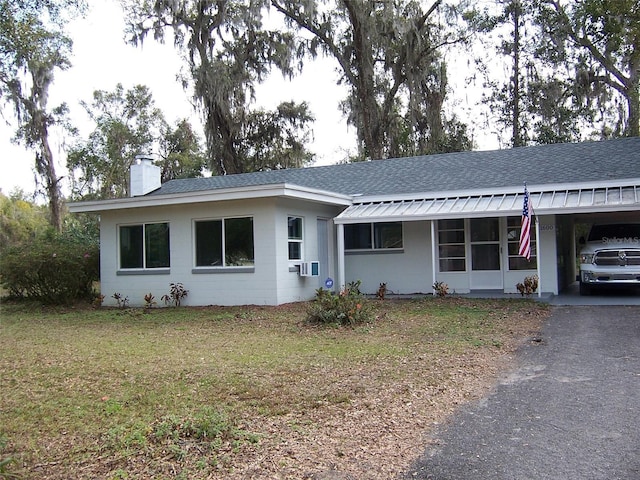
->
left=306, top=280, right=373, bottom=326
left=0, top=234, right=99, bottom=304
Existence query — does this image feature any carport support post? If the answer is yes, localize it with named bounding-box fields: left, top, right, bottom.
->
left=431, top=220, right=437, bottom=295
left=536, top=217, right=542, bottom=297
left=337, top=222, right=345, bottom=292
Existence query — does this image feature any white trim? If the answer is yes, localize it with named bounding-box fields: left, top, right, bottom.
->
left=68, top=183, right=353, bottom=213
left=430, top=220, right=437, bottom=295
left=535, top=217, right=542, bottom=298
left=337, top=223, right=345, bottom=291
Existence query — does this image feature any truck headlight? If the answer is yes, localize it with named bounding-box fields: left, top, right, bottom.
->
left=580, top=253, right=595, bottom=264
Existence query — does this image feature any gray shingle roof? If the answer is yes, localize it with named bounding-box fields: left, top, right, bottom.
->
left=149, top=137, right=640, bottom=198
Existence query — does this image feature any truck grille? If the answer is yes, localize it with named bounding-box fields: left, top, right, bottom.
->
left=594, top=250, right=640, bottom=266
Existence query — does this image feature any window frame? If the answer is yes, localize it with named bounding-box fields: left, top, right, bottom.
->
left=344, top=222, right=404, bottom=252
left=118, top=221, right=170, bottom=271
left=287, top=216, right=304, bottom=262
left=192, top=216, right=255, bottom=271
left=437, top=219, right=466, bottom=272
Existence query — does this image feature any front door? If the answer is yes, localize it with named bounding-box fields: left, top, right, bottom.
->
left=469, top=217, right=503, bottom=289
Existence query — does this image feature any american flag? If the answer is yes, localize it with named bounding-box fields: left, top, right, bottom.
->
left=519, top=186, right=531, bottom=260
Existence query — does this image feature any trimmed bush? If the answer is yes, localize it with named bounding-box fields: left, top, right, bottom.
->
left=306, top=281, right=373, bottom=326
left=0, top=234, right=99, bottom=304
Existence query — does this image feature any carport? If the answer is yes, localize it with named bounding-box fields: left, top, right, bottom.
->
left=335, top=179, right=640, bottom=297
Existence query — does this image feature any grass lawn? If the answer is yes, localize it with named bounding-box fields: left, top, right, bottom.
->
left=0, top=297, right=549, bottom=479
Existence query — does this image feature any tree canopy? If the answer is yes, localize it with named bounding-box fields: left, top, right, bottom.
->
left=67, top=83, right=205, bottom=200
left=0, top=0, right=86, bottom=230
left=470, top=0, right=639, bottom=146
left=272, top=0, right=473, bottom=159
left=123, top=0, right=314, bottom=175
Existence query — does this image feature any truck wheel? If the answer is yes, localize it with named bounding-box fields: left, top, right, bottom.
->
left=579, top=282, right=591, bottom=296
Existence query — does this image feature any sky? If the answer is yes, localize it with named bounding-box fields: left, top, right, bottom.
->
left=0, top=1, right=494, bottom=197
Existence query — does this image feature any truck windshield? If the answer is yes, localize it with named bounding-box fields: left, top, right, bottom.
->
left=588, top=224, right=640, bottom=241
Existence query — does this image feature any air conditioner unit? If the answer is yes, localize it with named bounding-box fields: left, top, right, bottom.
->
left=299, top=261, right=319, bottom=277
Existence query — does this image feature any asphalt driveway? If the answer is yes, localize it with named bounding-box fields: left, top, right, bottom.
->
left=406, top=305, right=640, bottom=480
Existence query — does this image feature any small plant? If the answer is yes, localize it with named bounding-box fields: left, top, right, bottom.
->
left=0, top=434, right=18, bottom=480
left=93, top=294, right=105, bottom=309
left=432, top=281, right=449, bottom=297
left=346, top=280, right=361, bottom=295
left=149, top=407, right=258, bottom=459
left=376, top=282, right=388, bottom=300
left=516, top=275, right=539, bottom=296
left=161, top=282, right=188, bottom=307
left=112, top=292, right=129, bottom=309
left=315, top=287, right=329, bottom=299
left=144, top=293, right=157, bottom=309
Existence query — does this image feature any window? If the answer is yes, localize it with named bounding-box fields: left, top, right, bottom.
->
left=119, top=223, right=170, bottom=269
left=507, top=216, right=537, bottom=270
left=288, top=216, right=303, bottom=261
left=344, top=222, right=403, bottom=251
left=438, top=219, right=465, bottom=272
left=195, top=217, right=254, bottom=267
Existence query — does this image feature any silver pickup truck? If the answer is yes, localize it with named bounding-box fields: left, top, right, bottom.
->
left=578, top=223, right=640, bottom=295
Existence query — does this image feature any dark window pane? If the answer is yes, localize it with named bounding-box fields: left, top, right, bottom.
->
left=470, top=218, right=499, bottom=242
left=120, top=225, right=143, bottom=269
left=288, top=217, right=303, bottom=240
left=439, top=219, right=464, bottom=230
left=345, top=224, right=372, bottom=250
left=439, top=245, right=466, bottom=258
left=196, top=220, right=222, bottom=266
left=145, top=223, right=170, bottom=268
left=374, top=222, right=403, bottom=248
left=225, top=217, right=254, bottom=266
left=288, top=242, right=302, bottom=261
left=440, top=259, right=465, bottom=272
left=439, top=230, right=465, bottom=244
left=509, top=256, right=537, bottom=270
left=471, top=244, right=500, bottom=270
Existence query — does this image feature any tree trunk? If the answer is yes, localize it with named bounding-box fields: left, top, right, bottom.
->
left=36, top=118, right=63, bottom=232
left=512, top=0, right=523, bottom=147
left=626, top=89, right=639, bottom=137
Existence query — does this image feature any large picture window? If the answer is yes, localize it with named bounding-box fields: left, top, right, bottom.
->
left=195, top=217, right=254, bottom=267
left=345, top=222, right=403, bottom=251
left=119, top=222, right=170, bottom=269
left=288, top=216, right=303, bottom=261
left=438, top=219, right=465, bottom=272
left=507, top=216, right=537, bottom=270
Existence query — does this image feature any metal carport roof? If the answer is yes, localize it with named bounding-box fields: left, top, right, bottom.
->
left=334, top=180, right=640, bottom=224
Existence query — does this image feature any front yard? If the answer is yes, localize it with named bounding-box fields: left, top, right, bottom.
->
left=0, top=297, right=549, bottom=479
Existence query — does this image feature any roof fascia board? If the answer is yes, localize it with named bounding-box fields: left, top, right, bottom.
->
left=68, top=183, right=352, bottom=213
left=352, top=178, right=640, bottom=204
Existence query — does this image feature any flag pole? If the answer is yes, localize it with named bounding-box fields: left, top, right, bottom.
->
left=519, top=182, right=540, bottom=297
left=535, top=207, right=541, bottom=298
left=527, top=185, right=541, bottom=298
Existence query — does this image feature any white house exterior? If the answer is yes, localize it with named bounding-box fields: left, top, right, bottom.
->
left=68, top=138, right=640, bottom=306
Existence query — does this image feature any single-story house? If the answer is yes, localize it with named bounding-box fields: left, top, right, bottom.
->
left=68, top=137, right=640, bottom=306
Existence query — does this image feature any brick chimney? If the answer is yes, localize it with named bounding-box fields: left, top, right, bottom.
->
left=130, top=155, right=161, bottom=197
